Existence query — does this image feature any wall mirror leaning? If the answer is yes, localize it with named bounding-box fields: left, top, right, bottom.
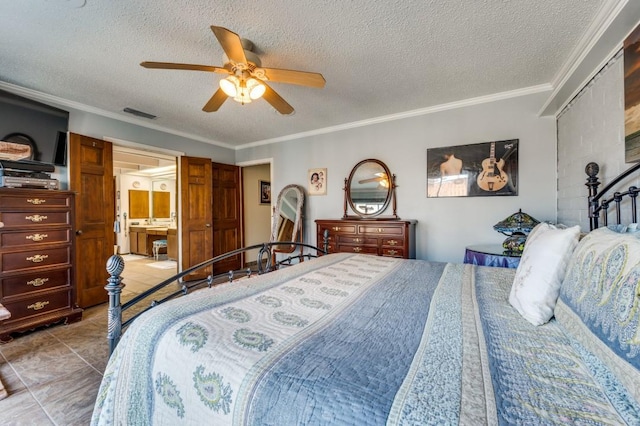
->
left=344, top=159, right=397, bottom=219
left=271, top=184, right=305, bottom=257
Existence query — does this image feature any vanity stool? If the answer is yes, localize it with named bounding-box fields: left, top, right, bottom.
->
left=152, top=239, right=168, bottom=260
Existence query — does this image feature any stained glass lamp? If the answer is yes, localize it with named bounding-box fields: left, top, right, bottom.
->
left=493, top=209, right=540, bottom=253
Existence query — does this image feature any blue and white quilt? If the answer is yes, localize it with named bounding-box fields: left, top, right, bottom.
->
left=91, top=253, right=640, bottom=425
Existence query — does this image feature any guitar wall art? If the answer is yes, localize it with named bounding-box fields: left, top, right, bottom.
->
left=426, top=139, right=518, bottom=198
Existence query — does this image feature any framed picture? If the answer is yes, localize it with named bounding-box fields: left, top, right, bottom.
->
left=260, top=180, right=271, bottom=204
left=427, top=139, right=518, bottom=198
left=624, top=22, right=640, bottom=162
left=308, top=168, right=327, bottom=195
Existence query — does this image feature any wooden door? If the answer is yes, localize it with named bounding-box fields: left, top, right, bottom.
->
left=180, top=156, right=213, bottom=279
left=69, top=133, right=114, bottom=308
left=212, top=162, right=243, bottom=274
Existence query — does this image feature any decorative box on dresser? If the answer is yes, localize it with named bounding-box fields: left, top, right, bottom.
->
left=316, top=219, right=417, bottom=259
left=0, top=188, right=82, bottom=343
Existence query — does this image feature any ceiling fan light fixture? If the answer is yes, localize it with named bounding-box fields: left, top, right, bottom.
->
left=219, top=76, right=239, bottom=97
left=233, top=91, right=253, bottom=104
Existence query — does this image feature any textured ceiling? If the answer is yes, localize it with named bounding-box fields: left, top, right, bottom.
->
left=0, top=0, right=605, bottom=148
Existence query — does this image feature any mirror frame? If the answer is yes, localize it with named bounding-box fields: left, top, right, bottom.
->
left=344, top=158, right=397, bottom=219
left=270, top=184, right=305, bottom=253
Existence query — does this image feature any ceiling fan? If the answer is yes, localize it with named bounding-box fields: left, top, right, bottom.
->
left=140, top=26, right=325, bottom=115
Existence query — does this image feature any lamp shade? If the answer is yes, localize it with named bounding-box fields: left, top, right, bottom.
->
left=219, top=76, right=239, bottom=97
left=493, top=209, right=540, bottom=236
left=246, top=78, right=266, bottom=99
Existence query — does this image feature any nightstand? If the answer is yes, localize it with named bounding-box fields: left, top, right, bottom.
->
left=464, top=244, right=521, bottom=269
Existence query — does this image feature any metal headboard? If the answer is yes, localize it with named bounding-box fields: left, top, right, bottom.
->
left=586, top=161, right=640, bottom=230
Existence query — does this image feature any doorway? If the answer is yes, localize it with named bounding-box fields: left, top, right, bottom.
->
left=112, top=146, right=178, bottom=276
left=240, top=161, right=272, bottom=265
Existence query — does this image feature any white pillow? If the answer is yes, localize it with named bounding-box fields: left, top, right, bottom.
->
left=508, top=223, right=581, bottom=325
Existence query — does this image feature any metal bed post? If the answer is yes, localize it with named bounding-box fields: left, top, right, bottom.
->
left=585, top=162, right=601, bottom=231
left=105, top=254, right=125, bottom=354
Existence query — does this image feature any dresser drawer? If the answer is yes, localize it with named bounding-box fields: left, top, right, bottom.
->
left=2, top=289, right=72, bottom=322
left=2, top=268, right=71, bottom=298
left=0, top=211, right=71, bottom=228
left=0, top=194, right=71, bottom=209
left=1, top=229, right=71, bottom=248
left=358, top=224, right=405, bottom=236
left=336, top=245, right=378, bottom=255
left=382, top=238, right=403, bottom=247
left=1, top=247, right=71, bottom=273
left=321, top=224, right=357, bottom=234
left=337, top=235, right=377, bottom=245
left=381, top=247, right=404, bottom=258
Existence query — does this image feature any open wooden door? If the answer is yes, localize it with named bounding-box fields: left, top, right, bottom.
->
left=180, top=156, right=213, bottom=279
left=69, top=133, right=114, bottom=308
left=212, top=162, right=242, bottom=274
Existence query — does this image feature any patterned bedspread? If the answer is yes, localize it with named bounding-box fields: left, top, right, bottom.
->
left=91, top=253, right=640, bottom=425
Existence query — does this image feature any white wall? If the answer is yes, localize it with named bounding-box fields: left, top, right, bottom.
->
left=557, top=53, right=640, bottom=230
left=236, top=91, right=557, bottom=263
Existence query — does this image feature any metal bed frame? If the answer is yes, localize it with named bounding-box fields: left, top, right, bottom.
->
left=586, top=161, right=640, bottom=230
left=104, top=238, right=328, bottom=355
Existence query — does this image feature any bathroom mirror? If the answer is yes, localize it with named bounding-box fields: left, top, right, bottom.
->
left=344, top=159, right=397, bottom=219
left=270, top=184, right=305, bottom=252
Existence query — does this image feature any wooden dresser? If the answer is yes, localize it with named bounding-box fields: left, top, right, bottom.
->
left=316, top=219, right=417, bottom=259
left=0, top=189, right=82, bottom=342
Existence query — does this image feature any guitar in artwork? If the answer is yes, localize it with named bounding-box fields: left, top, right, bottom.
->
left=477, top=142, right=508, bottom=192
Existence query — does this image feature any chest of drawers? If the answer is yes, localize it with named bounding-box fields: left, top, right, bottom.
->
left=0, top=188, right=82, bottom=342
left=316, top=219, right=417, bottom=259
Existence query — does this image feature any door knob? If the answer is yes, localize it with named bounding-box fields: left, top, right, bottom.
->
left=205, top=224, right=211, bottom=228
left=76, top=230, right=83, bottom=235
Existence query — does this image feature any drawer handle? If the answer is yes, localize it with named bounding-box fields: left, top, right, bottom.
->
left=377, top=228, right=384, bottom=233
left=26, top=233, right=48, bottom=242
left=26, top=254, right=49, bottom=263
left=388, top=249, right=398, bottom=256
left=25, top=215, right=48, bottom=223
left=332, top=226, right=341, bottom=231
left=388, top=240, right=398, bottom=246
left=353, top=247, right=362, bottom=253
left=27, top=301, right=50, bottom=311
left=354, top=238, right=362, bottom=243
left=27, top=278, right=49, bottom=287
left=27, top=198, right=46, bottom=205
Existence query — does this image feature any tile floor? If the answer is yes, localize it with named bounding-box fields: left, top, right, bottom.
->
left=0, top=257, right=178, bottom=425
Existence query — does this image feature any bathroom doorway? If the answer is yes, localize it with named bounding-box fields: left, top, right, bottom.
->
left=112, top=145, right=178, bottom=277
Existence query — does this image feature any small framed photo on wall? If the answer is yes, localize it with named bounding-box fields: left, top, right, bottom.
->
left=308, top=168, right=327, bottom=195
left=260, top=180, right=271, bottom=204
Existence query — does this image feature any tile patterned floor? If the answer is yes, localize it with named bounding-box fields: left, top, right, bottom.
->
left=0, top=257, right=178, bottom=425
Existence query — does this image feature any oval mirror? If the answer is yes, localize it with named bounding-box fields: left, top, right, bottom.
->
left=346, top=159, right=394, bottom=218
left=270, top=184, right=305, bottom=252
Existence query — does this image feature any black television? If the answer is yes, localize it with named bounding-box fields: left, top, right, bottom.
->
left=0, top=89, right=69, bottom=167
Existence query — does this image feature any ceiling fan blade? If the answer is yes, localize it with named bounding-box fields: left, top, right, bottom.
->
left=202, top=88, right=228, bottom=112
left=211, top=26, right=247, bottom=64
left=358, top=177, right=384, bottom=184
left=256, top=67, right=326, bottom=88
left=262, top=83, right=294, bottom=115
left=140, top=61, right=229, bottom=74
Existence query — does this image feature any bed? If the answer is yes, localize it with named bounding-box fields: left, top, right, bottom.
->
left=91, top=162, right=640, bottom=425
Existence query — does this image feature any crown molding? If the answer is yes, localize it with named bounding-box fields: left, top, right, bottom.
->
left=539, top=0, right=640, bottom=116
left=237, top=84, right=552, bottom=150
